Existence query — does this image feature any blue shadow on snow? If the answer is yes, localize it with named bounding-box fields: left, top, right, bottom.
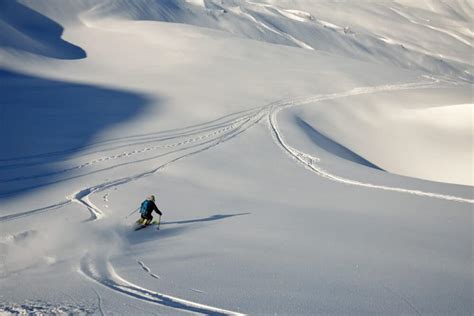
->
left=161, top=213, right=251, bottom=225
left=125, top=213, right=251, bottom=245
left=296, top=117, right=383, bottom=171
left=0, top=69, right=153, bottom=199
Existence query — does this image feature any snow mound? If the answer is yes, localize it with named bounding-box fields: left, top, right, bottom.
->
left=0, top=1, right=85, bottom=59
left=294, top=88, right=473, bottom=185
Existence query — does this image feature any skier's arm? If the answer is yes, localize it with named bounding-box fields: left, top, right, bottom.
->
left=153, top=202, right=162, bottom=216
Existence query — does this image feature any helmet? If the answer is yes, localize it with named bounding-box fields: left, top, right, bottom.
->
left=147, top=195, right=155, bottom=201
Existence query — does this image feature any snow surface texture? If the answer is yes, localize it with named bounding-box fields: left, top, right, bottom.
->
left=0, top=0, right=472, bottom=315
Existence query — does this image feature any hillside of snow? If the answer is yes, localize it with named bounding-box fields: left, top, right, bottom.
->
left=0, top=0, right=472, bottom=315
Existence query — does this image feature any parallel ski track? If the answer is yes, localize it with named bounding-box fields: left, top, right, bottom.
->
left=0, top=108, right=259, bottom=165
left=0, top=112, right=258, bottom=183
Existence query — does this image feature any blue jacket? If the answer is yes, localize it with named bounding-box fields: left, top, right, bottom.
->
left=140, top=200, right=162, bottom=217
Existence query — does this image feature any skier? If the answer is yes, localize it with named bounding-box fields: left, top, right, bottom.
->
left=137, top=195, right=162, bottom=226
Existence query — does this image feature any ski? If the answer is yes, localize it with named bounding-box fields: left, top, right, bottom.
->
left=134, top=220, right=159, bottom=231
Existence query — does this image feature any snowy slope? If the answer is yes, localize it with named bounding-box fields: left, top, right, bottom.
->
left=0, top=0, right=472, bottom=315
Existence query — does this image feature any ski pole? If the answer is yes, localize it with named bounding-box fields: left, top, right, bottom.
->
left=157, top=215, right=161, bottom=230
left=125, top=207, right=139, bottom=219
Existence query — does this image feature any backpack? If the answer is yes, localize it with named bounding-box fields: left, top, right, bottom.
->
left=140, top=200, right=150, bottom=216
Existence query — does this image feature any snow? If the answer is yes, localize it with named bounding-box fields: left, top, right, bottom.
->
left=0, top=0, right=472, bottom=315
left=290, top=87, right=474, bottom=186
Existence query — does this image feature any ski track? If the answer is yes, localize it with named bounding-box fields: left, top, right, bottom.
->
left=138, top=260, right=151, bottom=273
left=0, top=108, right=259, bottom=164
left=91, top=287, right=105, bottom=316
left=0, top=113, right=255, bottom=183
left=138, top=260, right=161, bottom=279
left=267, top=79, right=474, bottom=204
left=72, top=188, right=105, bottom=221
left=79, top=254, right=245, bottom=316
left=0, top=200, right=71, bottom=222
left=0, top=112, right=260, bottom=198
left=190, top=288, right=207, bottom=294
left=150, top=273, right=161, bottom=279
left=383, top=285, right=422, bottom=316
left=0, top=126, right=251, bottom=198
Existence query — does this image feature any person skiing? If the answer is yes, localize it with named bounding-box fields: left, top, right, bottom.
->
left=138, top=195, right=162, bottom=226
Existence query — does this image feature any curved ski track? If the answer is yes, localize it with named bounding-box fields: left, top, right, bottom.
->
left=2, top=78, right=472, bottom=315
left=268, top=80, right=474, bottom=204
left=79, top=254, right=245, bottom=316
